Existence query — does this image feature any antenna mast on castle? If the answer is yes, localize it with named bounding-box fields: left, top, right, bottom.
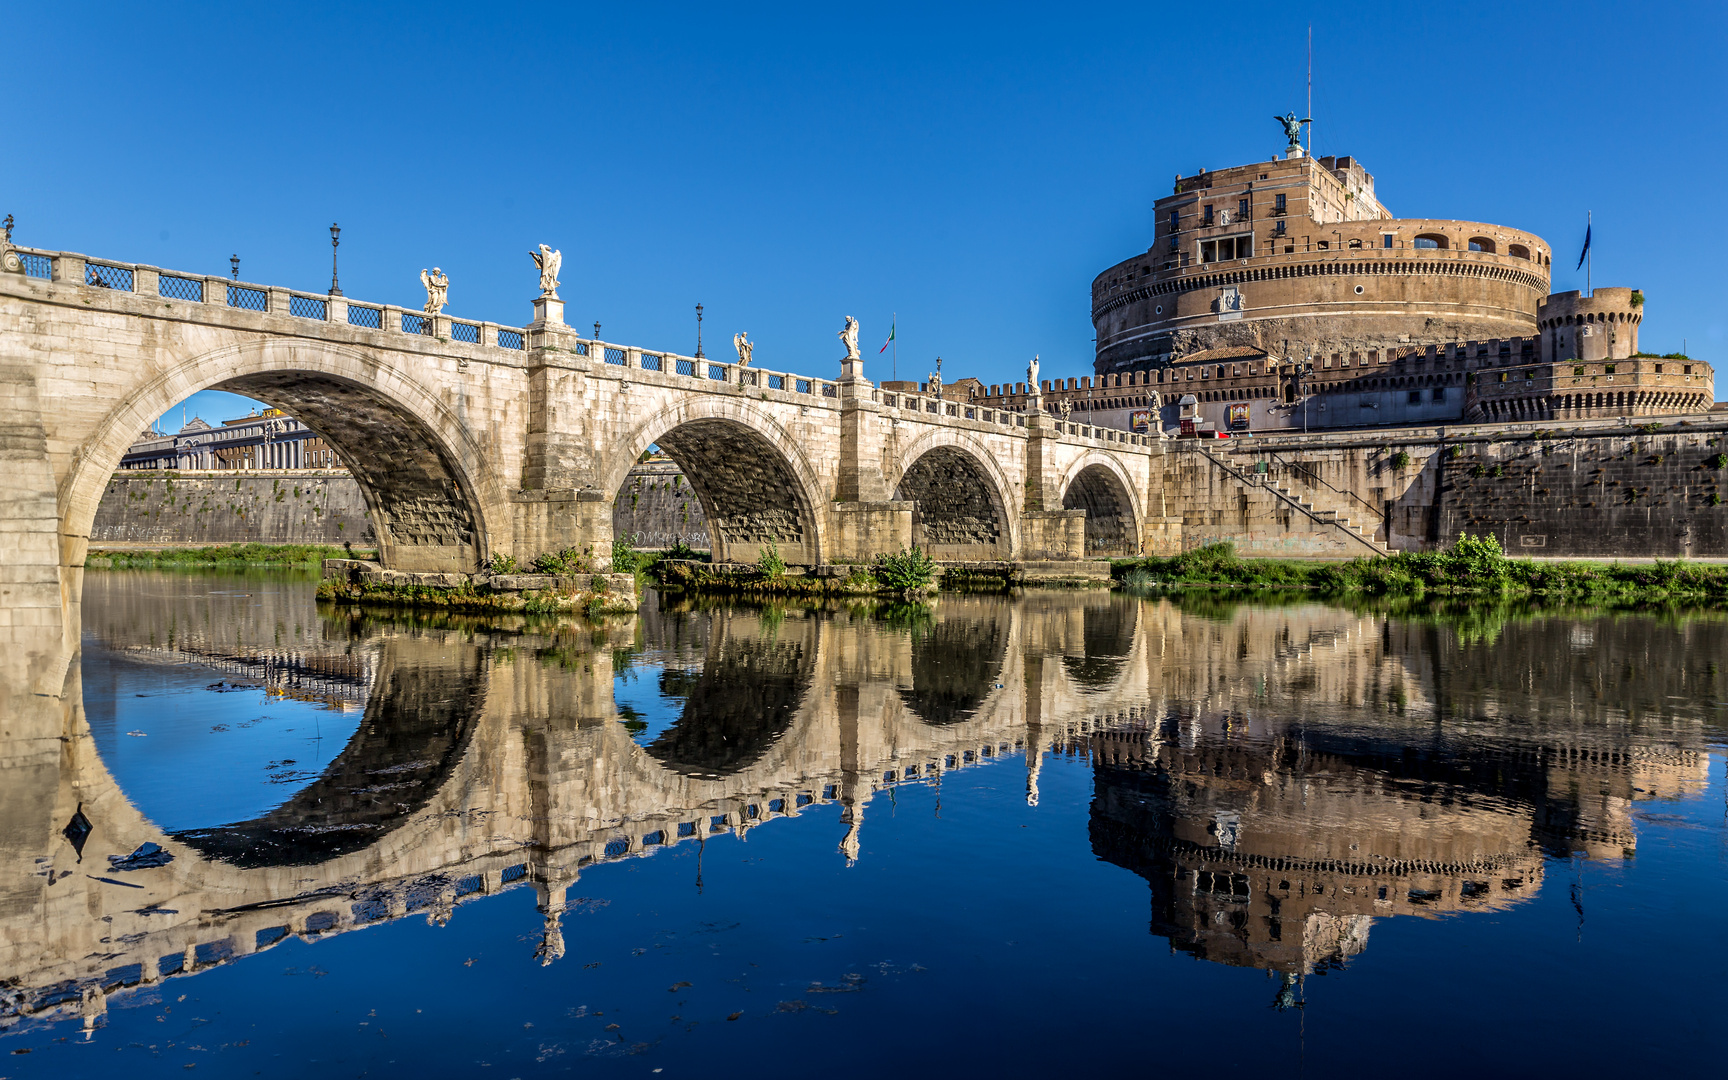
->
left=1306, top=25, right=1313, bottom=155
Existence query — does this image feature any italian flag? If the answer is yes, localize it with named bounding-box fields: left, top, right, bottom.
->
left=879, top=321, right=895, bottom=353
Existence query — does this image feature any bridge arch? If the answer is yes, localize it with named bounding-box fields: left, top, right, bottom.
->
left=1058, top=453, right=1143, bottom=557
left=888, top=429, right=1018, bottom=560
left=61, top=339, right=507, bottom=575
left=605, top=398, right=829, bottom=565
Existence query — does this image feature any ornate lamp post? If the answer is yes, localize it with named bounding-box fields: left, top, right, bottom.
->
left=594, top=321, right=601, bottom=342
left=230, top=254, right=240, bottom=281
left=694, top=303, right=705, bottom=358
left=328, top=224, right=342, bottom=296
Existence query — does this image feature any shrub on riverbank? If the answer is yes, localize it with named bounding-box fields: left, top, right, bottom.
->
left=872, top=546, right=937, bottom=591
left=647, top=545, right=939, bottom=598
left=317, top=576, right=637, bottom=617
left=88, top=543, right=372, bottom=568
left=1117, top=536, right=1728, bottom=602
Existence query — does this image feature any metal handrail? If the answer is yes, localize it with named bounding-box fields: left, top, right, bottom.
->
left=1265, top=450, right=1385, bottom=524
left=1195, top=446, right=1383, bottom=554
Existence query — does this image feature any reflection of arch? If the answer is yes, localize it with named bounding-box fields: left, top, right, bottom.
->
left=643, top=632, right=814, bottom=776
left=1061, top=598, right=1138, bottom=689
left=172, top=640, right=489, bottom=868
left=898, top=612, right=1008, bottom=725
left=605, top=400, right=828, bottom=565
left=1059, top=455, right=1142, bottom=557
left=63, top=340, right=504, bottom=574
left=890, top=431, right=1015, bottom=560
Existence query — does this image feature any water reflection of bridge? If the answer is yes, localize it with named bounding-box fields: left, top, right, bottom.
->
left=0, top=586, right=1719, bottom=1033
left=108, top=643, right=374, bottom=709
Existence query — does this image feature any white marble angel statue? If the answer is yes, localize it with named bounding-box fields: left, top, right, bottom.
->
left=838, top=316, right=860, bottom=360
left=530, top=244, right=562, bottom=298
left=1028, top=353, right=1041, bottom=391
left=1059, top=398, right=1073, bottom=422
left=733, top=331, right=754, bottom=367
left=420, top=267, right=449, bottom=315
left=1148, top=389, right=1165, bottom=437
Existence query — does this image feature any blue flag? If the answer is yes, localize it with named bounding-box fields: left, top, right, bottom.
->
left=1576, top=223, right=1591, bottom=271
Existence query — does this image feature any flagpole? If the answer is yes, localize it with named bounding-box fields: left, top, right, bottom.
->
left=1586, top=210, right=1592, bottom=298
left=892, top=312, right=897, bottom=382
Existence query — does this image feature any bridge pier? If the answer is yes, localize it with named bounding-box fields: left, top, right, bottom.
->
left=829, top=373, right=916, bottom=561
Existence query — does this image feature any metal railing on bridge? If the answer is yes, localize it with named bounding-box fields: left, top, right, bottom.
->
left=6, top=244, right=1161, bottom=450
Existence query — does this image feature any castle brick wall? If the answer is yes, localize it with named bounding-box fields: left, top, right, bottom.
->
left=1178, top=419, right=1728, bottom=559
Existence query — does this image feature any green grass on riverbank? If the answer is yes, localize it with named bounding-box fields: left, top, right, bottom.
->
left=88, top=543, right=375, bottom=569
left=1116, top=536, right=1728, bottom=603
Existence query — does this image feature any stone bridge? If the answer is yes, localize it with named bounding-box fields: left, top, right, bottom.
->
left=0, top=243, right=1167, bottom=657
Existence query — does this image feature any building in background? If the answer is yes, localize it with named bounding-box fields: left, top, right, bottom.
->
left=120, top=408, right=344, bottom=471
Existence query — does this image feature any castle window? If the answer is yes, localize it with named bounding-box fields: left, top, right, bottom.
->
left=1201, top=236, right=1252, bottom=263
left=1432, top=387, right=1447, bottom=402
left=1654, top=364, right=1663, bottom=374
left=1168, top=210, right=1179, bottom=232
left=1414, top=234, right=1447, bottom=249
left=1467, top=237, right=1496, bottom=253
left=1383, top=234, right=1394, bottom=248
left=1508, top=243, right=1530, bottom=260
left=1605, top=364, right=1616, bottom=374
left=1203, top=205, right=1214, bottom=225
left=1274, top=219, right=1286, bottom=236
left=1348, top=238, right=1362, bottom=248
left=1274, top=193, right=1287, bottom=213
left=1238, top=198, right=1249, bottom=217
left=1685, top=365, right=1694, bottom=375
left=1317, top=240, right=1329, bottom=250
left=1408, top=390, right=1422, bottom=404
left=1574, top=365, right=1585, bottom=376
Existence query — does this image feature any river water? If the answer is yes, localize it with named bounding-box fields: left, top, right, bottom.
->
left=4, top=571, right=1726, bottom=1076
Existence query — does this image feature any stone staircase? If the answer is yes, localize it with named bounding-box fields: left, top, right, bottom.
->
left=1267, top=478, right=1389, bottom=554
left=1195, top=447, right=1389, bottom=556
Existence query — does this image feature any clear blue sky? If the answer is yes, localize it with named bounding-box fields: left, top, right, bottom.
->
left=14, top=0, right=1725, bottom=429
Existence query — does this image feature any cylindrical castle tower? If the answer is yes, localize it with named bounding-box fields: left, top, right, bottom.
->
left=1091, top=152, right=1553, bottom=375
left=1536, top=287, right=1642, bottom=363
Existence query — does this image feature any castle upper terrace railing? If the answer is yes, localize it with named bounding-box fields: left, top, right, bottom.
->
left=1092, top=244, right=1552, bottom=319
left=9, top=245, right=1161, bottom=451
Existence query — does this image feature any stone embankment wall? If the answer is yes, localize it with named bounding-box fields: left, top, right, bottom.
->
left=611, top=460, right=710, bottom=550
left=1437, top=430, right=1728, bottom=557
left=92, top=462, right=712, bottom=552
left=90, top=470, right=373, bottom=546
left=1177, top=417, right=1728, bottom=558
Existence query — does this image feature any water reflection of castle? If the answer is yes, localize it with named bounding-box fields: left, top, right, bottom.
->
left=3, top=586, right=1719, bottom=1033
left=1080, top=610, right=1714, bottom=980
